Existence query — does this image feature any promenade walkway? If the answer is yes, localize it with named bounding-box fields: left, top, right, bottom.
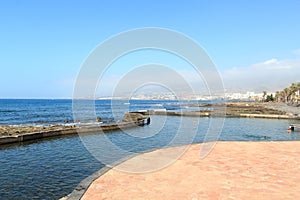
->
left=81, top=141, right=300, bottom=199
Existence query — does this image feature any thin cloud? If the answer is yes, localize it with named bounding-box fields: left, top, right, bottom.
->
left=293, top=48, right=300, bottom=56
left=95, top=68, right=209, bottom=97
left=89, top=58, right=300, bottom=97
left=263, top=58, right=278, bottom=65
left=222, top=58, right=300, bottom=92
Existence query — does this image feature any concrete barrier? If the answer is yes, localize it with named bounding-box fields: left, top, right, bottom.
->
left=239, top=114, right=291, bottom=119
left=0, top=113, right=151, bottom=145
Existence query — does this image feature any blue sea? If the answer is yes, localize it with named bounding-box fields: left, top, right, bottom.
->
left=0, top=99, right=299, bottom=199
left=0, top=99, right=199, bottom=126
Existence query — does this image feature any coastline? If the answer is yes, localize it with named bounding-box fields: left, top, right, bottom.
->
left=0, top=112, right=150, bottom=145
left=0, top=122, right=138, bottom=145
left=62, top=102, right=300, bottom=199
left=144, top=102, right=300, bottom=119
left=0, top=102, right=299, bottom=145
left=78, top=141, right=300, bottom=200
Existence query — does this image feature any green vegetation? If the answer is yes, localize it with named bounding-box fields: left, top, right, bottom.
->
left=262, top=91, right=274, bottom=102
left=275, top=82, right=300, bottom=103
left=265, top=94, right=274, bottom=102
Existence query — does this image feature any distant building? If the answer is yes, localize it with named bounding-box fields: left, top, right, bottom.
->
left=225, top=92, right=263, bottom=101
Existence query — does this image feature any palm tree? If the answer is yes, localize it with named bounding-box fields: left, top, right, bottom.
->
left=296, top=82, right=300, bottom=95
left=283, top=88, right=290, bottom=103
left=275, top=91, right=283, bottom=102
left=280, top=91, right=285, bottom=102
left=296, top=82, right=300, bottom=103
left=289, top=83, right=298, bottom=102
left=262, top=91, right=267, bottom=101
left=276, top=82, right=300, bottom=103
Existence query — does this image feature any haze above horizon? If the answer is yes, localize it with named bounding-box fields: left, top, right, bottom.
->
left=0, top=0, right=299, bottom=98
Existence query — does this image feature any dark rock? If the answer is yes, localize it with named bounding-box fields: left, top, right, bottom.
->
left=96, top=117, right=102, bottom=122
left=122, top=112, right=148, bottom=122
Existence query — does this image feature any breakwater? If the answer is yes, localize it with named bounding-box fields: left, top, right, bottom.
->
left=0, top=112, right=150, bottom=145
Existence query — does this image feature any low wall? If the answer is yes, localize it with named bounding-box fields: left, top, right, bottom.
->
left=145, top=111, right=299, bottom=120
left=239, top=114, right=292, bottom=119
left=0, top=120, right=149, bottom=145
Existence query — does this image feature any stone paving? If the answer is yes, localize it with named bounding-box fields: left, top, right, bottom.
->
left=82, top=142, right=300, bottom=200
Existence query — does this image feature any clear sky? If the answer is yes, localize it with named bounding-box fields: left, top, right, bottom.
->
left=1, top=0, right=300, bottom=98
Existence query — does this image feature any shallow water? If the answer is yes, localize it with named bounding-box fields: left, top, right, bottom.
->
left=0, top=136, right=102, bottom=199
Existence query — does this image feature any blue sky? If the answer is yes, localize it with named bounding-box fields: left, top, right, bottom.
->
left=0, top=0, right=300, bottom=98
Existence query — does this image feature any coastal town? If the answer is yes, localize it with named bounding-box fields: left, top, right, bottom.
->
left=100, top=82, right=300, bottom=103
left=1, top=1, right=300, bottom=199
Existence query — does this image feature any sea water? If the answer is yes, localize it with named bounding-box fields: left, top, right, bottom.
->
left=0, top=99, right=299, bottom=199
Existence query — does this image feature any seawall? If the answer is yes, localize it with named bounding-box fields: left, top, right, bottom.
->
left=0, top=113, right=151, bottom=145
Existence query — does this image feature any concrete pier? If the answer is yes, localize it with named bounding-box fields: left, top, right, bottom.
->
left=0, top=112, right=150, bottom=145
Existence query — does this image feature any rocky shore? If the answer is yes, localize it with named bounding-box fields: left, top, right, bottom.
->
left=145, top=102, right=300, bottom=119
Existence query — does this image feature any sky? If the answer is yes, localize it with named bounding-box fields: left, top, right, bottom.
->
left=0, top=0, right=300, bottom=98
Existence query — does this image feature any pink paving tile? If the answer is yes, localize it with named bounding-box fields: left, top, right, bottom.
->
left=82, top=141, right=300, bottom=200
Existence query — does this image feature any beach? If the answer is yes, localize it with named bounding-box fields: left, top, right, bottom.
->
left=80, top=141, right=300, bottom=200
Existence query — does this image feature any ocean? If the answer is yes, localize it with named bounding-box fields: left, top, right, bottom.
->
left=0, top=99, right=192, bottom=126
left=0, top=99, right=299, bottom=199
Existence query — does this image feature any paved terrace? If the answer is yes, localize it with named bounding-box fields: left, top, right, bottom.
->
left=81, top=141, right=300, bottom=200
